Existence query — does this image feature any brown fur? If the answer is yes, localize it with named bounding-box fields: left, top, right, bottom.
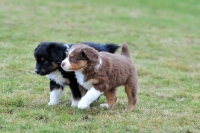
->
left=51, top=62, right=59, bottom=70
left=78, top=85, right=88, bottom=96
left=66, top=42, right=138, bottom=111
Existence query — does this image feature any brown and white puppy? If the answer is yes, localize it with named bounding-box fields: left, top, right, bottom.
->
left=61, top=42, right=138, bottom=111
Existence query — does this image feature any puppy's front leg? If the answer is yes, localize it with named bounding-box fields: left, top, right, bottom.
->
left=69, top=81, right=82, bottom=107
left=78, top=87, right=103, bottom=109
left=48, top=80, right=63, bottom=106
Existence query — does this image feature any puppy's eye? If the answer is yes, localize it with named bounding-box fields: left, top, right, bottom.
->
left=70, top=57, right=76, bottom=61
left=44, top=61, right=48, bottom=64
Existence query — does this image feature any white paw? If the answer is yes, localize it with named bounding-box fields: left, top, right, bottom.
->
left=71, top=99, right=79, bottom=107
left=48, top=101, right=59, bottom=106
left=78, top=102, right=90, bottom=109
left=71, top=102, right=78, bottom=107
left=99, top=103, right=109, bottom=108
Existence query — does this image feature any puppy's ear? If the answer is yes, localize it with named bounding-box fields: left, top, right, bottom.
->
left=48, top=43, right=66, bottom=64
left=34, top=43, right=41, bottom=57
left=34, top=45, right=39, bottom=52
left=81, top=47, right=99, bottom=65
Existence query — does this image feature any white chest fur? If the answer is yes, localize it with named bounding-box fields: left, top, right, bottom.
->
left=46, top=70, right=66, bottom=86
left=75, top=70, right=92, bottom=90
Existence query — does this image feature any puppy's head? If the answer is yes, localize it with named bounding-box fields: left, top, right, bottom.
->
left=61, top=44, right=100, bottom=71
left=34, top=42, right=67, bottom=75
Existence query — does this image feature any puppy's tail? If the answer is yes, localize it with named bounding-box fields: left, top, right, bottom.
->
left=120, top=42, right=130, bottom=58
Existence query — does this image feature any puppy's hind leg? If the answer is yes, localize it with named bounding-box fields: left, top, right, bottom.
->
left=125, top=78, right=138, bottom=111
left=100, top=88, right=117, bottom=109
left=48, top=80, right=63, bottom=106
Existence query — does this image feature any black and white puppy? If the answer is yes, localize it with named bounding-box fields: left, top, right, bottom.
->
left=34, top=42, right=119, bottom=107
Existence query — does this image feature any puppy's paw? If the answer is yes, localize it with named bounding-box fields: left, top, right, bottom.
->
left=78, top=102, right=90, bottom=109
left=71, top=99, right=79, bottom=107
left=48, top=101, right=59, bottom=106
left=71, top=103, right=78, bottom=107
left=99, top=103, right=109, bottom=108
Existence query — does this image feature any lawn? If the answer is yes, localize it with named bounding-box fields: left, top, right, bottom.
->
left=0, top=0, right=200, bottom=132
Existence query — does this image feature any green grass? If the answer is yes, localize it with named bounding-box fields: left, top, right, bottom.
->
left=0, top=0, right=200, bottom=132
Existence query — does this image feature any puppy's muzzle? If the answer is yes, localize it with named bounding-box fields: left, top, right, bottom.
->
left=61, top=62, right=66, bottom=67
left=35, top=69, right=40, bottom=74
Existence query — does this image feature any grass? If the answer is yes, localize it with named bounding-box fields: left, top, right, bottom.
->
left=0, top=0, right=200, bottom=132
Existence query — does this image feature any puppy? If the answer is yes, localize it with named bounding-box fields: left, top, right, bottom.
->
left=34, top=42, right=119, bottom=107
left=61, top=42, right=138, bottom=111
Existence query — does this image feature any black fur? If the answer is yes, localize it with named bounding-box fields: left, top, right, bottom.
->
left=34, top=42, right=119, bottom=104
left=50, top=80, right=63, bottom=91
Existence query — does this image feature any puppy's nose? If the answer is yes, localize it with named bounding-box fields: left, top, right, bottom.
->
left=61, top=62, right=66, bottom=67
left=35, top=69, right=40, bottom=74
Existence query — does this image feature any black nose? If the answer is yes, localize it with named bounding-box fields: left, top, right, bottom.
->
left=35, top=69, right=40, bottom=74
